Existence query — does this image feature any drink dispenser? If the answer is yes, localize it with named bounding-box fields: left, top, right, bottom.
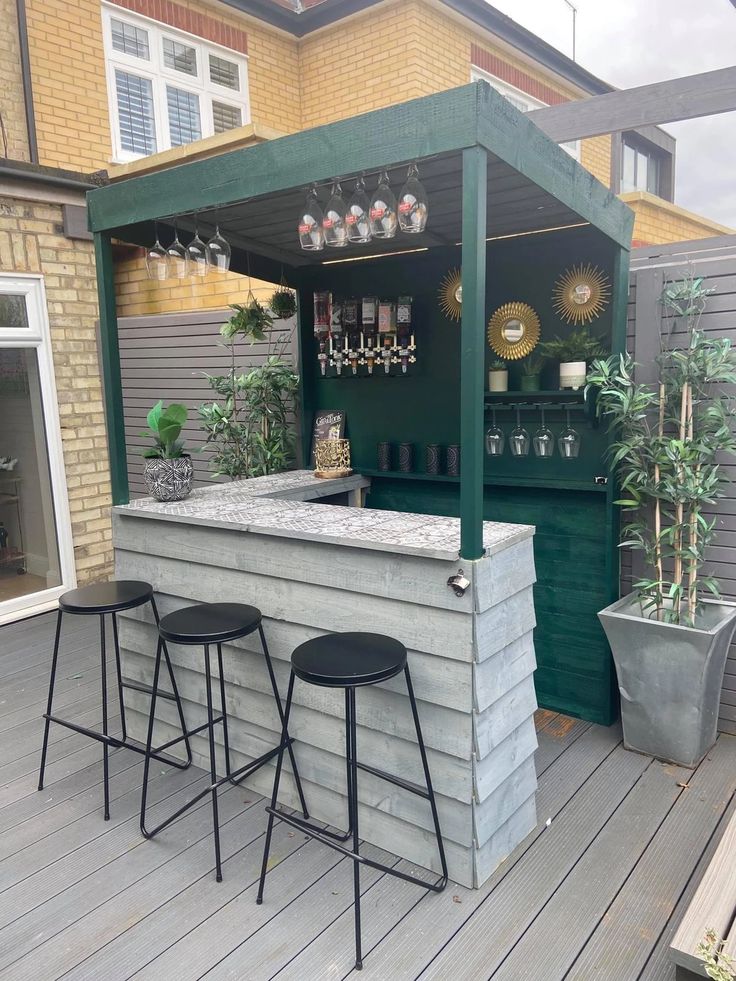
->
left=378, top=300, right=396, bottom=375
left=329, top=299, right=345, bottom=375
left=360, top=296, right=378, bottom=375
left=343, top=299, right=361, bottom=375
left=313, top=291, right=331, bottom=376
left=395, top=295, right=416, bottom=373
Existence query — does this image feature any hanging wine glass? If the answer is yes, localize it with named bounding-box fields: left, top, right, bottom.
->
left=398, top=162, right=428, bottom=234
left=533, top=404, right=555, bottom=458
left=146, top=222, right=169, bottom=281
left=369, top=170, right=397, bottom=239
left=558, top=404, right=581, bottom=459
left=485, top=407, right=505, bottom=456
left=510, top=405, right=530, bottom=457
left=346, top=176, right=372, bottom=244
left=323, top=180, right=348, bottom=248
left=206, top=221, right=231, bottom=273
left=298, top=185, right=325, bottom=251
left=186, top=214, right=208, bottom=277
left=166, top=221, right=188, bottom=280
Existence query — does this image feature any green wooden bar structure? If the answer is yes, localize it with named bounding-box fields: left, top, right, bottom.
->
left=88, top=81, right=634, bottom=725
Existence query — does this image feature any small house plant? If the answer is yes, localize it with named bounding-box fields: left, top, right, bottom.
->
left=519, top=354, right=546, bottom=392
left=269, top=287, right=297, bottom=321
left=589, top=274, right=736, bottom=766
left=141, top=400, right=193, bottom=502
left=540, top=327, right=606, bottom=390
left=488, top=359, right=508, bottom=393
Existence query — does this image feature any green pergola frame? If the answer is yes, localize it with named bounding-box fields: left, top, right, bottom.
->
left=88, top=81, right=633, bottom=561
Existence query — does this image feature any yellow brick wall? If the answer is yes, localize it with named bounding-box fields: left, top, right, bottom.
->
left=0, top=0, right=31, bottom=161
left=621, top=192, right=734, bottom=247
left=0, top=197, right=113, bottom=583
left=24, top=0, right=301, bottom=174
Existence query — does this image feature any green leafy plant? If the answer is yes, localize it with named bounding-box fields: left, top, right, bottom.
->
left=219, top=298, right=273, bottom=342
left=698, top=929, right=736, bottom=980
left=587, top=272, right=736, bottom=625
left=521, top=353, right=546, bottom=376
left=140, top=401, right=188, bottom=459
left=490, top=359, right=507, bottom=370
left=199, top=304, right=299, bottom=479
left=269, top=288, right=297, bottom=320
left=540, top=327, right=606, bottom=363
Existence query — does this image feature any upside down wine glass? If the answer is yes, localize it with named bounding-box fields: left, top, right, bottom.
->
left=167, top=221, right=188, bottom=280
left=485, top=408, right=505, bottom=456
left=206, top=222, right=232, bottom=273
left=186, top=215, right=208, bottom=277
left=558, top=404, right=581, bottom=459
left=146, top=222, right=169, bottom=281
left=510, top=405, right=530, bottom=457
left=533, top=404, right=555, bottom=458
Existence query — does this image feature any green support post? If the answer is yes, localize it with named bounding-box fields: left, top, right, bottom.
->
left=459, top=145, right=488, bottom=560
left=94, top=231, right=129, bottom=506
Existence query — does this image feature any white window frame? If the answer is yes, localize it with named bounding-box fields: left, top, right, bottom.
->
left=0, top=275, right=76, bottom=625
left=102, top=3, right=250, bottom=163
left=471, top=65, right=581, bottom=161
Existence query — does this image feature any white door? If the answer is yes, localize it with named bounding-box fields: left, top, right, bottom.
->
left=0, top=276, right=76, bottom=624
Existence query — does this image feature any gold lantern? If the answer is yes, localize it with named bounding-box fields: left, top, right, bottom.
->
left=314, top=438, right=352, bottom=479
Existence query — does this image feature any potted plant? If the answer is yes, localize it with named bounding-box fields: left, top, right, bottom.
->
left=540, top=327, right=606, bottom=390
left=141, top=400, right=193, bottom=502
left=488, top=359, right=508, bottom=393
left=220, top=297, right=273, bottom=342
left=269, top=287, right=297, bottom=321
left=519, top=354, right=546, bottom=392
left=589, top=274, right=736, bottom=767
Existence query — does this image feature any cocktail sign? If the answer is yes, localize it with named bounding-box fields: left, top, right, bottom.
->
left=313, top=292, right=331, bottom=376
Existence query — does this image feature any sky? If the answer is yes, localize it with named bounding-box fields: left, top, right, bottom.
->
left=485, top=0, right=736, bottom=228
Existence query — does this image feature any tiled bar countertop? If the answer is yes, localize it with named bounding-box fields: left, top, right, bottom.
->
left=115, top=470, right=533, bottom=561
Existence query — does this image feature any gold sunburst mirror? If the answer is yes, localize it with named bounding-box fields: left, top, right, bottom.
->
left=553, top=263, right=611, bottom=325
left=438, top=267, right=462, bottom=322
left=487, top=302, right=541, bottom=360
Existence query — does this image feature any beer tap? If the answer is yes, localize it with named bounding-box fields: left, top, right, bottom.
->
left=394, top=295, right=416, bottom=374
left=313, top=291, right=331, bottom=377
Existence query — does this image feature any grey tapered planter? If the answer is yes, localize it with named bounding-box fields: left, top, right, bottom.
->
left=599, top=594, right=736, bottom=767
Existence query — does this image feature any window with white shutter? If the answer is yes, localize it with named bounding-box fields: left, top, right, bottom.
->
left=102, top=4, right=249, bottom=162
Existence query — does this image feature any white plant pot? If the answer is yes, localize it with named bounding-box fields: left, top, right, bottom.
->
left=488, top=369, right=508, bottom=393
left=559, top=361, right=587, bottom=390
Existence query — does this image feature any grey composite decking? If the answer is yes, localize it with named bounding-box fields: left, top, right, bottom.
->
left=1, top=611, right=736, bottom=980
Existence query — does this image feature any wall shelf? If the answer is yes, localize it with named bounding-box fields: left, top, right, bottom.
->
left=360, top=468, right=459, bottom=483
left=361, top=469, right=607, bottom=493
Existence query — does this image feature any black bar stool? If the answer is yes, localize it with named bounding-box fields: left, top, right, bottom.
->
left=38, top=580, right=191, bottom=820
left=140, top=602, right=308, bottom=882
left=257, top=631, right=448, bottom=970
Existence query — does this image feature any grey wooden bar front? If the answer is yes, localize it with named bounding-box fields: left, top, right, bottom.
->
left=112, top=472, right=538, bottom=888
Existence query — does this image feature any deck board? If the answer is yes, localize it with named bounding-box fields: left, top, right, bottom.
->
left=0, top=611, right=735, bottom=981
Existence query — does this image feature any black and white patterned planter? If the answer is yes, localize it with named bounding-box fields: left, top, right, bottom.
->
left=143, top=456, right=193, bottom=502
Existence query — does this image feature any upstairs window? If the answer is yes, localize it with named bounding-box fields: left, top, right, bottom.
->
left=621, top=138, right=661, bottom=195
left=471, top=66, right=581, bottom=161
left=103, top=5, right=250, bottom=162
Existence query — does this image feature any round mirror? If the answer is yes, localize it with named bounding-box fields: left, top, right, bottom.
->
left=487, top=302, right=541, bottom=360
left=454, top=285, right=463, bottom=304
left=572, top=283, right=592, bottom=305
left=553, top=264, right=611, bottom=325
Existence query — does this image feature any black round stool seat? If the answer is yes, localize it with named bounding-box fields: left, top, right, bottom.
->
left=59, top=580, right=153, bottom=615
left=292, top=632, right=407, bottom=688
left=159, top=602, right=262, bottom=645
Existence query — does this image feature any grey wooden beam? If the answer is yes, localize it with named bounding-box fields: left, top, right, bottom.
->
left=529, top=67, right=736, bottom=142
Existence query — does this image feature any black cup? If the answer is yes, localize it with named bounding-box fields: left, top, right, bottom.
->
left=398, top=442, right=414, bottom=473
left=446, top=444, right=461, bottom=476
left=377, top=441, right=391, bottom=472
left=426, top=443, right=440, bottom=475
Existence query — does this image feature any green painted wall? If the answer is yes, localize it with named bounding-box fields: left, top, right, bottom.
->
left=295, top=226, right=621, bottom=725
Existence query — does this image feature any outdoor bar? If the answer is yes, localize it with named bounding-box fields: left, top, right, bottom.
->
left=87, top=81, right=633, bottom=889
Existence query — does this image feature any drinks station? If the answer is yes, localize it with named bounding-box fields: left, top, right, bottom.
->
left=89, top=82, right=633, bottom=888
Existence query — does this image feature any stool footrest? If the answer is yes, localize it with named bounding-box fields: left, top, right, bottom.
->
left=355, top=760, right=430, bottom=800
left=151, top=716, right=224, bottom=756
left=266, top=807, right=447, bottom=893
left=42, top=715, right=190, bottom=770
left=121, top=677, right=177, bottom=702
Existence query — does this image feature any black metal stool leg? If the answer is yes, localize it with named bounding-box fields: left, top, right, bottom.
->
left=258, top=624, right=309, bottom=818
left=100, top=613, right=110, bottom=820
left=38, top=609, right=63, bottom=791
left=150, top=596, right=192, bottom=768
left=204, top=644, right=223, bottom=882
left=347, top=686, right=363, bottom=970
left=404, top=665, right=449, bottom=886
left=257, top=669, right=295, bottom=904
left=217, top=643, right=232, bottom=780
left=111, top=612, right=127, bottom=744
left=140, top=636, right=164, bottom=838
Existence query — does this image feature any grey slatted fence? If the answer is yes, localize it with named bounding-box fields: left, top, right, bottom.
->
left=626, top=234, right=736, bottom=734
left=118, top=307, right=298, bottom=499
